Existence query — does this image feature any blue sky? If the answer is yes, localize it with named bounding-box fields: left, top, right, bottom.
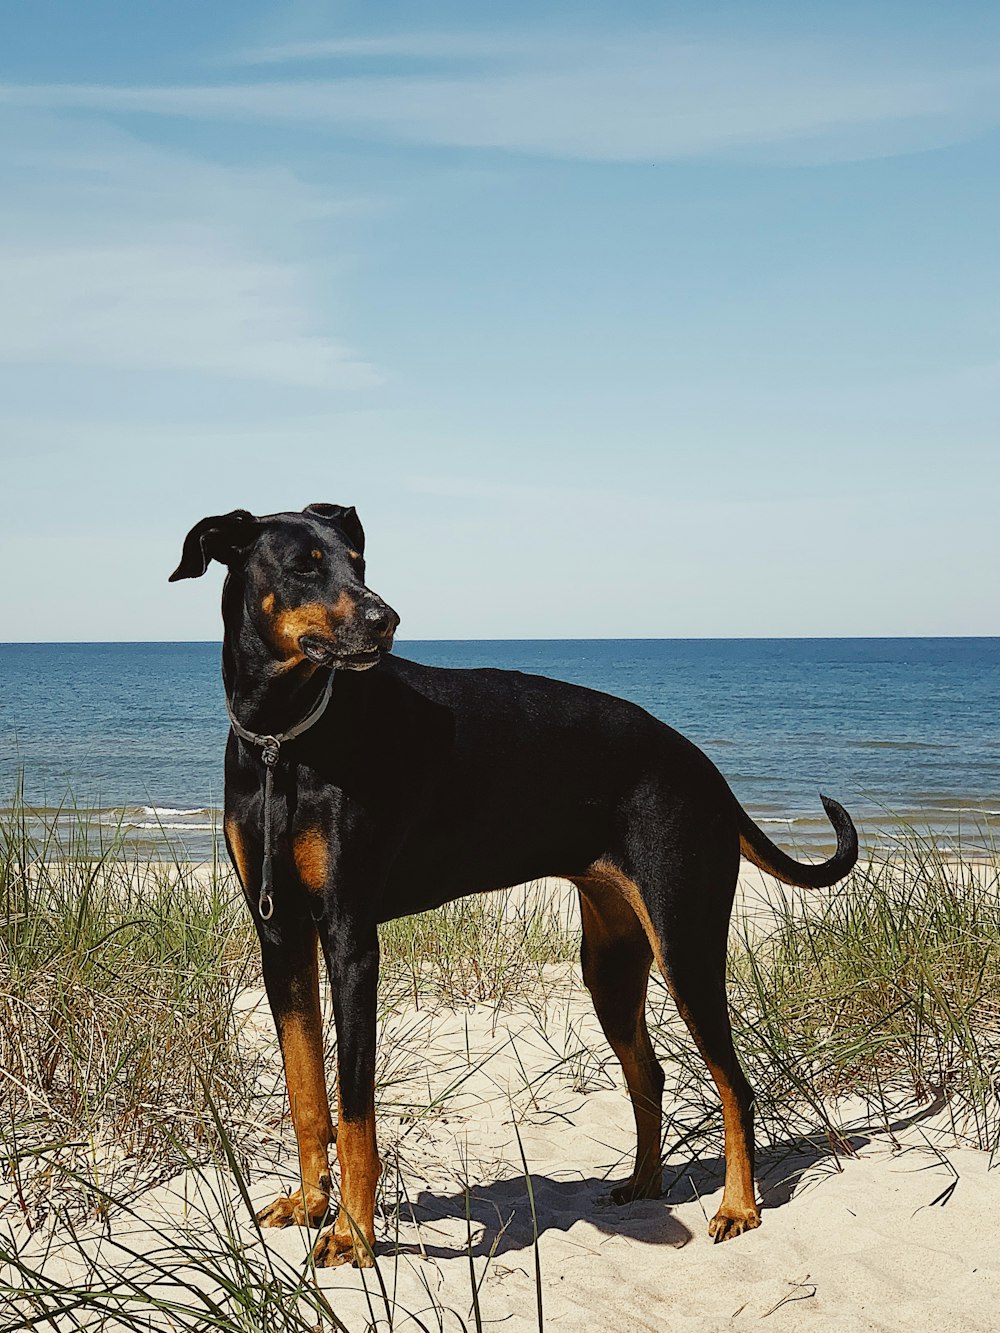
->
left=1, top=0, right=998, bottom=640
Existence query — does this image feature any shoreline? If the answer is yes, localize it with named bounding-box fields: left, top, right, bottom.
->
left=5, top=805, right=1000, bottom=867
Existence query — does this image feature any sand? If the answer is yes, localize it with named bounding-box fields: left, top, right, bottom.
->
left=5, top=868, right=999, bottom=1331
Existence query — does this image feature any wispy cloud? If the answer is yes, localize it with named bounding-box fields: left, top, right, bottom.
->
left=224, top=32, right=519, bottom=66
left=0, top=113, right=377, bottom=388
left=2, top=32, right=999, bottom=164
left=0, top=243, right=376, bottom=387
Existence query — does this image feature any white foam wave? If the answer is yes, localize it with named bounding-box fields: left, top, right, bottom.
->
left=142, top=805, right=213, bottom=815
left=141, top=806, right=212, bottom=817
left=95, top=807, right=218, bottom=826
left=127, top=821, right=217, bottom=832
left=96, top=810, right=219, bottom=831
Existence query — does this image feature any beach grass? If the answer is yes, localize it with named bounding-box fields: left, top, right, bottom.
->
left=0, top=788, right=262, bottom=1232
left=1, top=792, right=998, bottom=1329
left=733, top=841, right=1000, bottom=1155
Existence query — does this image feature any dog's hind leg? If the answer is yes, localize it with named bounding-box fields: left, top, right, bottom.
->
left=580, top=835, right=759, bottom=1241
left=647, top=844, right=760, bottom=1242
left=573, top=876, right=665, bottom=1202
left=664, top=944, right=759, bottom=1241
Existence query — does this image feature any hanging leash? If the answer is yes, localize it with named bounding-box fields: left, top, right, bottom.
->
left=225, top=672, right=335, bottom=920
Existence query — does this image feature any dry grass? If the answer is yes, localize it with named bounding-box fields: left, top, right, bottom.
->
left=2, top=794, right=998, bottom=1329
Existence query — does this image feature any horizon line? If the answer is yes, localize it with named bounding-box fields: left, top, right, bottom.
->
left=1, top=635, right=998, bottom=647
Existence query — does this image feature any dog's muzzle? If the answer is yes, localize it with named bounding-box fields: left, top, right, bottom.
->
left=300, top=597, right=399, bottom=669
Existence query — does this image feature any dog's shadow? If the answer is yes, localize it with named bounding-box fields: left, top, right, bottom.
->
left=391, top=1172, right=693, bottom=1260
left=658, top=1091, right=948, bottom=1219
left=384, top=1099, right=939, bottom=1264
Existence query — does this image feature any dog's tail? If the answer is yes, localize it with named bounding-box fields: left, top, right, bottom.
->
left=737, top=793, right=858, bottom=889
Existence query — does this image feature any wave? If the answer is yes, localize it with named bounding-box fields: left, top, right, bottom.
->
left=141, top=806, right=213, bottom=817
left=847, top=739, right=954, bottom=751
left=932, top=806, right=1000, bottom=817
left=95, top=807, right=220, bottom=830
left=126, top=820, right=217, bottom=832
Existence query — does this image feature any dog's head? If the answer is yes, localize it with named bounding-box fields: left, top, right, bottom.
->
left=170, top=503, right=399, bottom=670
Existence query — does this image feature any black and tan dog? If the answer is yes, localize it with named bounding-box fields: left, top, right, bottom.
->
left=170, top=503, right=857, bottom=1266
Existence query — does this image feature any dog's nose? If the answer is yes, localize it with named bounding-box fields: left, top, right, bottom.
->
left=363, top=600, right=399, bottom=640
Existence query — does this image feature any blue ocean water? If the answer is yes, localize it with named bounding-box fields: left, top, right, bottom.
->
left=1, top=639, right=997, bottom=859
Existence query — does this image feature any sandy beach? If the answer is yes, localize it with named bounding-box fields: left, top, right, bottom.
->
left=4, top=863, right=998, bottom=1332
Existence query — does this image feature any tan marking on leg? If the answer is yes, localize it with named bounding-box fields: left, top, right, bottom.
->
left=261, top=592, right=275, bottom=614
left=577, top=858, right=668, bottom=975
left=700, top=1052, right=759, bottom=1241
left=225, top=817, right=249, bottom=888
left=314, top=1087, right=380, bottom=1267
left=666, top=987, right=760, bottom=1241
left=256, top=939, right=335, bottom=1231
left=293, top=827, right=329, bottom=894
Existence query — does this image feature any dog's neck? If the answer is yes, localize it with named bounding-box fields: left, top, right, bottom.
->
left=221, top=580, right=331, bottom=738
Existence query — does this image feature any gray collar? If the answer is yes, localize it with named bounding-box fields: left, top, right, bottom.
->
left=225, top=671, right=335, bottom=920
left=226, top=671, right=335, bottom=767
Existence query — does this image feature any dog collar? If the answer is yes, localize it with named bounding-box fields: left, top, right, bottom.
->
left=225, top=671, right=335, bottom=920
left=225, top=671, right=335, bottom=764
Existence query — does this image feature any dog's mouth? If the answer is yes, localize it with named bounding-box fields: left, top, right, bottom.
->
left=299, top=636, right=384, bottom=670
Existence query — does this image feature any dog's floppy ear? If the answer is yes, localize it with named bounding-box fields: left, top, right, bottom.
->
left=169, top=509, right=260, bottom=581
left=304, top=502, right=365, bottom=556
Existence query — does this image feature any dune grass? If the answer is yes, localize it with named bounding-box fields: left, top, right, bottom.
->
left=732, top=842, right=1000, bottom=1156
left=0, top=793, right=261, bottom=1231
left=1, top=793, right=998, bottom=1329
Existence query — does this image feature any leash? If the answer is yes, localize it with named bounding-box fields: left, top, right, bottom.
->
left=225, top=672, right=335, bottom=921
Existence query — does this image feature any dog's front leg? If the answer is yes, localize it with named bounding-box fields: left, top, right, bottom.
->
left=253, top=918, right=336, bottom=1230
left=313, top=922, right=381, bottom=1268
left=228, top=812, right=335, bottom=1230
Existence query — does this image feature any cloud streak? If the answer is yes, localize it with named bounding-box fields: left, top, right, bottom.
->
left=224, top=32, right=522, bottom=66
left=0, top=242, right=376, bottom=387
left=0, top=114, right=377, bottom=388
left=2, top=32, right=999, bottom=164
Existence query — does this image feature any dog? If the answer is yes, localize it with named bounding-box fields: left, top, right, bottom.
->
left=170, top=502, right=858, bottom=1267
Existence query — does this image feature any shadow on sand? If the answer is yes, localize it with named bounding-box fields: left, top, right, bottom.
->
left=397, top=1172, right=693, bottom=1260
left=385, top=1093, right=950, bottom=1264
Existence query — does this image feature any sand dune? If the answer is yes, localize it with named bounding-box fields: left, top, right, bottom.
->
left=6, top=869, right=999, bottom=1331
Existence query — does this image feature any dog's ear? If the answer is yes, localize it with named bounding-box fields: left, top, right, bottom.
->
left=169, top=509, right=260, bottom=581
left=304, top=502, right=365, bottom=556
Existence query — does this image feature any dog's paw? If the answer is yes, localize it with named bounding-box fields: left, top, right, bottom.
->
left=707, top=1204, right=761, bottom=1243
left=609, top=1173, right=662, bottom=1205
left=312, top=1227, right=376, bottom=1268
left=255, top=1187, right=330, bottom=1230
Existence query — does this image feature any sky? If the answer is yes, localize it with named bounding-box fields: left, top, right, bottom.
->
left=1, top=0, right=998, bottom=640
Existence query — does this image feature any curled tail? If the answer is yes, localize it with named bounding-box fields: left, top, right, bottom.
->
left=738, top=793, right=858, bottom=888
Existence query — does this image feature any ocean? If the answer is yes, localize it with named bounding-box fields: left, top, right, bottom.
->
left=1, top=639, right=997, bottom=860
